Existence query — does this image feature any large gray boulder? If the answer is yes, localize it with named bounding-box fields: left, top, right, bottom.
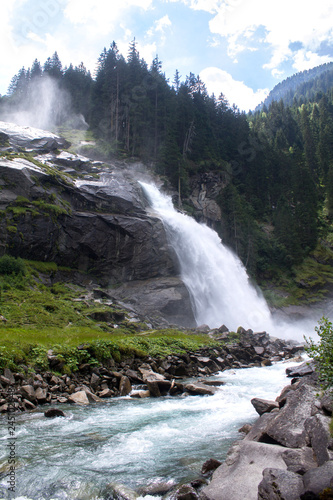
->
left=201, top=441, right=291, bottom=500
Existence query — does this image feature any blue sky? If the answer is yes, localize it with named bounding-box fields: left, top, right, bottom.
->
left=1, top=0, right=333, bottom=111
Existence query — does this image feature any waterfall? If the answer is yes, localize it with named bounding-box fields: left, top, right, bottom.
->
left=140, top=182, right=316, bottom=339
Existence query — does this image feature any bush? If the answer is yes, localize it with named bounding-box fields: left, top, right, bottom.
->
left=0, top=255, right=26, bottom=276
left=305, top=317, right=333, bottom=390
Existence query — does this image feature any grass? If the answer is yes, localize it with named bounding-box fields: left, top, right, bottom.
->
left=0, top=260, right=219, bottom=373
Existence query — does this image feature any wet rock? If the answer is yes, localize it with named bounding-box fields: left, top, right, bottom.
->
left=68, top=390, right=103, bottom=404
left=103, top=482, right=139, bottom=500
left=257, top=468, right=304, bottom=499
left=20, top=385, right=36, bottom=402
left=201, top=458, right=222, bottom=475
left=184, top=382, right=217, bottom=396
left=130, top=390, right=150, bottom=399
left=44, top=408, right=66, bottom=418
left=170, top=483, right=200, bottom=500
left=138, top=479, right=176, bottom=496
left=251, top=398, right=279, bottom=416
left=0, top=121, right=70, bottom=152
left=119, top=376, right=132, bottom=396
left=35, top=387, right=48, bottom=404
left=98, top=388, right=113, bottom=398
left=286, top=361, right=315, bottom=378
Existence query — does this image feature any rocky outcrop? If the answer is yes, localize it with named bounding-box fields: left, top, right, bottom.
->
left=0, top=121, right=196, bottom=326
left=201, top=362, right=333, bottom=500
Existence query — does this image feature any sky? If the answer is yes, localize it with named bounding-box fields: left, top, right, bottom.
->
left=1, top=0, right=333, bottom=112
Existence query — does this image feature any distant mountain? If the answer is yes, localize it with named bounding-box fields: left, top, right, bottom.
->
left=255, top=62, right=333, bottom=111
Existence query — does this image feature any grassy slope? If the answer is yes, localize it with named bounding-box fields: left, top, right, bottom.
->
left=0, top=260, right=219, bottom=373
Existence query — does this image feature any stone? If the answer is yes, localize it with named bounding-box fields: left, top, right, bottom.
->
left=201, top=441, right=291, bottom=500
left=68, top=391, right=90, bottom=405
left=238, top=423, right=252, bottom=434
left=35, top=387, right=48, bottom=403
left=170, top=484, right=199, bottom=500
left=251, top=398, right=279, bottom=415
left=20, top=385, right=36, bottom=402
left=184, top=382, right=217, bottom=396
left=0, top=121, right=70, bottom=152
left=119, top=376, right=132, bottom=396
left=44, top=408, right=66, bottom=418
left=138, top=479, right=176, bottom=496
left=286, top=360, right=315, bottom=378
left=302, top=461, right=333, bottom=496
left=4, top=368, right=15, bottom=385
left=264, top=383, right=317, bottom=448
left=98, top=388, right=113, bottom=398
left=257, top=468, right=304, bottom=500
left=104, top=482, right=138, bottom=500
left=201, top=458, right=222, bottom=475
left=282, top=448, right=317, bottom=474
left=130, top=390, right=150, bottom=399
left=90, top=373, right=100, bottom=388
left=304, top=414, right=332, bottom=466
left=0, top=376, right=11, bottom=386
left=320, top=389, right=333, bottom=415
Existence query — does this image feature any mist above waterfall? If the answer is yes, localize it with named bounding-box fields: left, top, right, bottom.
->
left=0, top=75, right=88, bottom=132
left=140, top=182, right=318, bottom=342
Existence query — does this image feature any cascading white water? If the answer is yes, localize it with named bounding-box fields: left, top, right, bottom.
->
left=140, top=182, right=317, bottom=339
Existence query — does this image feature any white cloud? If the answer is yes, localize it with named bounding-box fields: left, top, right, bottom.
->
left=200, top=66, right=268, bottom=111
left=64, top=0, right=153, bottom=35
left=207, top=0, right=333, bottom=76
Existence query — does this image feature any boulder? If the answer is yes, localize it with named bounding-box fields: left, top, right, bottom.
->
left=302, top=460, right=333, bottom=496
left=286, top=360, right=315, bottom=378
left=119, top=376, right=132, bottom=396
left=170, top=484, right=200, bottom=500
left=304, top=414, right=332, bottom=466
left=251, top=398, right=279, bottom=416
left=0, top=121, right=70, bottom=152
left=282, top=448, right=318, bottom=474
left=35, top=387, right=48, bottom=404
left=264, top=383, right=317, bottom=448
left=257, top=468, right=304, bottom=499
left=20, top=385, right=36, bottom=402
left=98, top=389, right=113, bottom=398
left=201, top=458, right=222, bottom=475
left=184, top=382, right=217, bottom=396
left=320, top=389, right=333, bottom=415
left=103, top=482, right=138, bottom=500
left=201, top=441, right=291, bottom=500
left=68, top=391, right=90, bottom=405
left=44, top=408, right=66, bottom=418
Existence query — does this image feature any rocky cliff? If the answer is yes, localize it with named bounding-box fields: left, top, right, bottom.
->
left=0, top=121, right=195, bottom=327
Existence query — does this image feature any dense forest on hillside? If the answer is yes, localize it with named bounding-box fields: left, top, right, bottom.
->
left=256, top=62, right=333, bottom=110
left=1, top=42, right=333, bottom=289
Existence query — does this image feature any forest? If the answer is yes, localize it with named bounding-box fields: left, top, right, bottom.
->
left=1, top=41, right=333, bottom=287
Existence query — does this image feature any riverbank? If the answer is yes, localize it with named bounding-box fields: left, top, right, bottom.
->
left=0, top=328, right=304, bottom=413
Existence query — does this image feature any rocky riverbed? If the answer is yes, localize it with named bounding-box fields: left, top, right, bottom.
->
left=0, top=328, right=303, bottom=413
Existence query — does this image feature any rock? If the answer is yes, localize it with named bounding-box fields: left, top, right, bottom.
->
left=0, top=121, right=70, bottom=152
left=184, top=382, right=217, bottom=396
left=201, top=441, right=291, bottom=500
left=243, top=412, right=277, bottom=442
left=146, top=380, right=161, bottom=397
left=90, top=373, right=100, bottom=388
left=44, top=408, right=66, bottom=418
left=264, top=383, right=317, bottom=448
left=0, top=376, right=11, bottom=386
left=302, top=461, right=333, bottom=496
left=23, top=399, right=36, bottom=410
left=103, top=482, right=138, bottom=500
left=119, top=376, right=132, bottom=396
left=251, top=398, right=279, bottom=416
left=201, top=458, right=222, bottom=475
left=68, top=391, right=90, bottom=405
left=286, top=360, right=315, bottom=378
left=257, top=468, right=304, bottom=500
left=282, top=448, right=318, bottom=474
left=304, top=414, right=332, bottom=466
left=238, top=423, right=252, bottom=434
left=320, top=389, right=333, bottom=415
left=170, top=483, right=200, bottom=500
left=138, top=479, right=176, bottom=496
left=20, top=385, right=36, bottom=402
left=98, top=388, right=113, bottom=398
left=130, top=390, right=150, bottom=399
left=35, top=387, right=48, bottom=404
left=3, top=368, right=15, bottom=385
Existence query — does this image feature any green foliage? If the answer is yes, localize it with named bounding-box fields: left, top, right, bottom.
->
left=305, top=317, right=333, bottom=390
left=0, top=255, right=26, bottom=276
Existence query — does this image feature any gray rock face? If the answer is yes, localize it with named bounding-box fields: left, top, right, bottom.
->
left=201, top=441, right=290, bottom=500
left=302, top=460, right=333, bottom=496
left=0, top=123, right=196, bottom=327
left=251, top=397, right=279, bottom=415
left=257, top=468, right=304, bottom=500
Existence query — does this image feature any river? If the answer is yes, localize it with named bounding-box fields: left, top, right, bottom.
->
left=0, top=359, right=302, bottom=500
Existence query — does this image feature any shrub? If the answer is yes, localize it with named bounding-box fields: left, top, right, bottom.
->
left=305, top=317, right=333, bottom=390
left=0, top=255, right=26, bottom=276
